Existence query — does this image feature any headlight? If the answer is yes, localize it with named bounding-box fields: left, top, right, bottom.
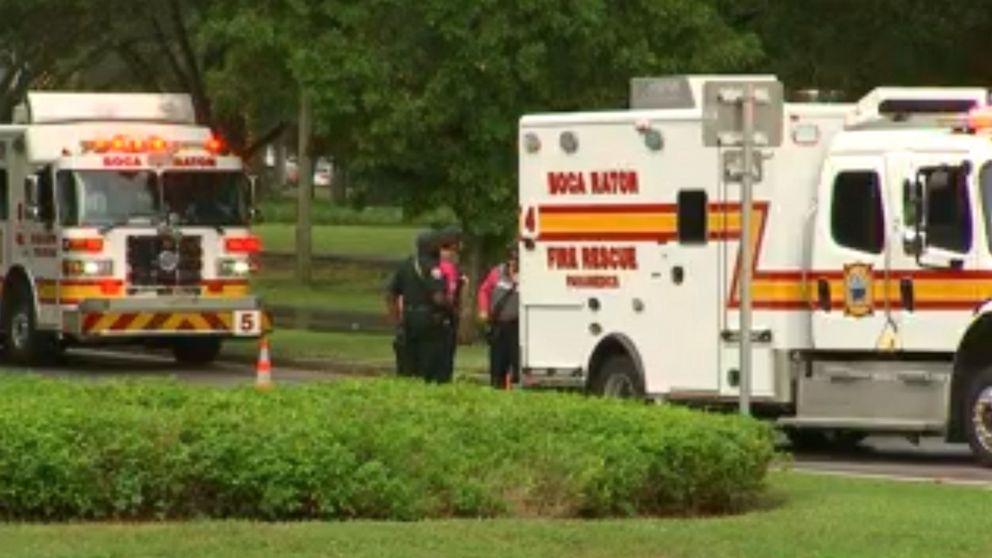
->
left=63, top=259, right=113, bottom=277
left=218, top=258, right=252, bottom=277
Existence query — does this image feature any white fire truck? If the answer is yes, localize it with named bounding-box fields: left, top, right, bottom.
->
left=0, top=92, right=269, bottom=366
left=518, top=75, right=992, bottom=464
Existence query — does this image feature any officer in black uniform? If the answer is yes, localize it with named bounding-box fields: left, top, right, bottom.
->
left=384, top=230, right=453, bottom=382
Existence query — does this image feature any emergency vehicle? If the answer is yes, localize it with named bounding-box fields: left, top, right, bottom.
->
left=0, top=92, right=269, bottom=366
left=518, top=75, right=992, bottom=465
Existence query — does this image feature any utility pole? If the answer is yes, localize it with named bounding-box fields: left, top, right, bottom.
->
left=739, top=84, right=756, bottom=416
left=296, top=89, right=314, bottom=285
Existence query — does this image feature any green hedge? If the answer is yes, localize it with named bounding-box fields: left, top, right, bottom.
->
left=0, top=376, right=774, bottom=521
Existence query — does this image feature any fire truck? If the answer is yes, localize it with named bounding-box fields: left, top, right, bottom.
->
left=0, top=92, right=269, bottom=366
left=518, top=75, right=992, bottom=465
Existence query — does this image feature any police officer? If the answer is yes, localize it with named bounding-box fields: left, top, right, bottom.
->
left=384, top=230, right=454, bottom=382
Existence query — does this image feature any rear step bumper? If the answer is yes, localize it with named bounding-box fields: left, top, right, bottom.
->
left=62, top=297, right=272, bottom=338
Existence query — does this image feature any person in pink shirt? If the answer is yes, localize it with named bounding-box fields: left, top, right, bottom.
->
left=437, top=226, right=465, bottom=382
left=478, top=245, right=519, bottom=389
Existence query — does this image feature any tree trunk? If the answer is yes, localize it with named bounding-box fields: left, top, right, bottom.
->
left=274, top=134, right=287, bottom=192
left=331, top=159, right=348, bottom=204
left=457, top=235, right=485, bottom=344
left=296, top=90, right=314, bottom=285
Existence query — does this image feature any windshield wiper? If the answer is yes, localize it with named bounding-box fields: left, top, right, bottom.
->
left=98, top=218, right=132, bottom=235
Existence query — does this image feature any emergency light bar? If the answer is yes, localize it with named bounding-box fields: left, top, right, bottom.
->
left=847, top=87, right=990, bottom=129
left=79, top=134, right=228, bottom=155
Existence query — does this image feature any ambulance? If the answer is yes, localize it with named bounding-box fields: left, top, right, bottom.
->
left=0, top=92, right=269, bottom=366
left=518, top=75, right=992, bottom=465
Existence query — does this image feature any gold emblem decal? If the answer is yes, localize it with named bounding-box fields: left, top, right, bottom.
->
left=844, top=263, right=874, bottom=318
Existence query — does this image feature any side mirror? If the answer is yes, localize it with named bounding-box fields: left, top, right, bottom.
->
left=23, top=176, right=41, bottom=221
left=902, top=177, right=926, bottom=256
left=902, top=227, right=925, bottom=257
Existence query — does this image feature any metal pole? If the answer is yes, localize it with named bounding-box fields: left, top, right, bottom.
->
left=296, top=89, right=314, bottom=285
left=739, top=84, right=755, bottom=416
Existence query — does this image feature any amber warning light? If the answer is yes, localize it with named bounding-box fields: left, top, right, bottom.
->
left=967, top=108, right=992, bottom=131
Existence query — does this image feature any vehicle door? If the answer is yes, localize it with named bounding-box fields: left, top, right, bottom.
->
left=810, top=155, right=894, bottom=350
left=888, top=153, right=978, bottom=350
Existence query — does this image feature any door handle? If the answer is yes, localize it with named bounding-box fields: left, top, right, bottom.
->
left=817, top=278, right=831, bottom=312
left=900, top=278, right=914, bottom=312
left=897, top=370, right=935, bottom=385
left=824, top=368, right=872, bottom=382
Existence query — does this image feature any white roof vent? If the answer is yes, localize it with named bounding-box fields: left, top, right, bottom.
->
left=17, top=91, right=197, bottom=125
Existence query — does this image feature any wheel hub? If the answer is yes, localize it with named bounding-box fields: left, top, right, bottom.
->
left=10, top=312, right=30, bottom=350
left=972, top=386, right=992, bottom=452
left=604, top=374, right=635, bottom=398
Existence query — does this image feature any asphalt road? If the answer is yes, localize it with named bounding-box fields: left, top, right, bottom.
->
left=788, top=435, right=992, bottom=485
left=3, top=348, right=344, bottom=386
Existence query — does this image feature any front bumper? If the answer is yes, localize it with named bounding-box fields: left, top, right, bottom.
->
left=62, top=297, right=273, bottom=338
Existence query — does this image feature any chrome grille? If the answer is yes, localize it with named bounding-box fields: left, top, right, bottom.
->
left=126, top=235, right=203, bottom=287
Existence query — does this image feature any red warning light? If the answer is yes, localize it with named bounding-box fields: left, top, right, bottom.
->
left=205, top=136, right=225, bottom=155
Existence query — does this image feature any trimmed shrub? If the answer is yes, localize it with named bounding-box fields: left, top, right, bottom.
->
left=0, top=376, right=774, bottom=521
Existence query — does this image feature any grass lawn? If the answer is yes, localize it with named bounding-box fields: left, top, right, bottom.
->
left=255, top=223, right=419, bottom=258
left=253, top=262, right=388, bottom=314
left=257, top=199, right=454, bottom=228
left=222, top=328, right=488, bottom=373
left=3, top=473, right=991, bottom=558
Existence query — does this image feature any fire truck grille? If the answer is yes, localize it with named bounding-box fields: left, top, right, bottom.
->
left=127, top=235, right=203, bottom=288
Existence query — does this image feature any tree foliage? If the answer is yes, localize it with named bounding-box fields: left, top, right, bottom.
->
left=200, top=0, right=761, bottom=242
left=8, top=0, right=992, bottom=242
left=741, top=0, right=992, bottom=97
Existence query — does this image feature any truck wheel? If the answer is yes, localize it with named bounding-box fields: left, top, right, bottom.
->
left=964, top=367, right=992, bottom=466
left=3, top=283, right=59, bottom=366
left=590, top=354, right=644, bottom=398
left=172, top=338, right=222, bottom=366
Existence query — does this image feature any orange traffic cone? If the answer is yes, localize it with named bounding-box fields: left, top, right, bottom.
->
left=255, top=336, right=273, bottom=390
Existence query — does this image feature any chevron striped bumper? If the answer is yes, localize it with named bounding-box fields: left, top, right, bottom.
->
left=63, top=297, right=272, bottom=338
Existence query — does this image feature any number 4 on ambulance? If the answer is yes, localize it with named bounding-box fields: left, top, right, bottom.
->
left=234, top=310, right=262, bottom=336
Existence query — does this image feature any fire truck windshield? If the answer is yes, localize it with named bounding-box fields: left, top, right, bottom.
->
left=161, top=171, right=249, bottom=227
left=57, top=170, right=158, bottom=227
left=56, top=170, right=249, bottom=228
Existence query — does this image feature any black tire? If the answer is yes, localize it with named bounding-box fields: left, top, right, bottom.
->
left=2, top=281, right=59, bottom=366
left=172, top=337, right=223, bottom=366
left=964, top=367, right=992, bottom=467
left=589, top=353, right=644, bottom=398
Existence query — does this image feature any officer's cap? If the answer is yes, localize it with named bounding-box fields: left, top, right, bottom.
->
left=436, top=225, right=463, bottom=248
left=416, top=230, right=439, bottom=253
